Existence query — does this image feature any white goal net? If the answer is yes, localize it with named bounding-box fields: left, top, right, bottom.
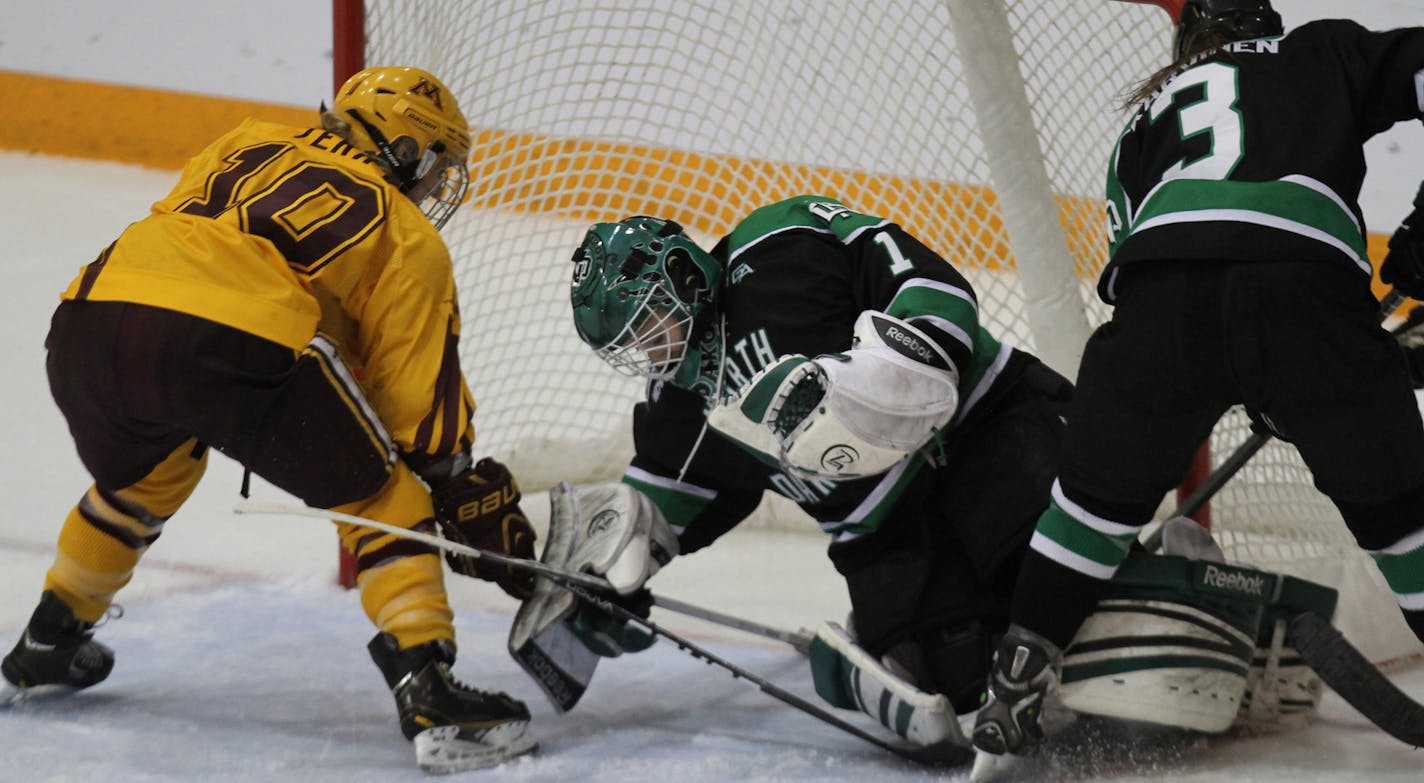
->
left=346, top=0, right=1421, bottom=666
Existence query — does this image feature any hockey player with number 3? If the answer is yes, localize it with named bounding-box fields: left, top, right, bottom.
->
left=508, top=195, right=1072, bottom=753
left=0, top=67, right=541, bottom=772
left=971, top=0, right=1424, bottom=766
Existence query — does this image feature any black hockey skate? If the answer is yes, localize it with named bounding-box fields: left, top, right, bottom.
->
left=1, top=591, right=115, bottom=706
left=368, top=631, right=536, bottom=772
left=972, top=624, right=1061, bottom=756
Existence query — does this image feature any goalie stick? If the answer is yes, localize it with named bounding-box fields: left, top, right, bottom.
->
left=233, top=500, right=972, bottom=766
left=652, top=595, right=815, bottom=654
left=1287, top=612, right=1424, bottom=747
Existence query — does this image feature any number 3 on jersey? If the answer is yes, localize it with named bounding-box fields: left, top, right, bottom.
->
left=1107, top=61, right=1243, bottom=248
left=1150, top=61, right=1243, bottom=181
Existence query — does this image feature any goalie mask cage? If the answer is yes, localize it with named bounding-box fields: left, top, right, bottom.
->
left=333, top=0, right=1422, bottom=668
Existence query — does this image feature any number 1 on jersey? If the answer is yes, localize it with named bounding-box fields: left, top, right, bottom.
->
left=874, top=233, right=914, bottom=275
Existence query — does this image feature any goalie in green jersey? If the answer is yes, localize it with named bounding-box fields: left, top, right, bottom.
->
left=508, top=196, right=1074, bottom=752
left=520, top=194, right=1353, bottom=764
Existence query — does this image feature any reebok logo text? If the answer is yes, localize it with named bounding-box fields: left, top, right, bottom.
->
left=1201, top=564, right=1267, bottom=597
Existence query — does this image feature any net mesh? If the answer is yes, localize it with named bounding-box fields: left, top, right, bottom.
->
left=358, top=0, right=1420, bottom=663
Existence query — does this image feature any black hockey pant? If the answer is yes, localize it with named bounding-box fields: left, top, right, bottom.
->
left=1019, top=260, right=1424, bottom=645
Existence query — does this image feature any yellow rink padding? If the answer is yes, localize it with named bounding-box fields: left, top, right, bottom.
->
left=468, top=125, right=1015, bottom=269
left=0, top=70, right=1395, bottom=295
left=0, top=71, right=313, bottom=169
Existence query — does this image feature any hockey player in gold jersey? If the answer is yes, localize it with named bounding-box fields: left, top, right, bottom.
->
left=0, top=66, right=539, bottom=772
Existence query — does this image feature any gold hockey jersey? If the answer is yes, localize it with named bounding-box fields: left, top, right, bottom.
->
left=61, top=117, right=475, bottom=462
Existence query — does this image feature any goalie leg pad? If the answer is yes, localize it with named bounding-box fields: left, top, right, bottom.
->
left=1059, top=554, right=1277, bottom=733
left=808, top=621, right=967, bottom=747
left=1237, top=574, right=1336, bottom=732
left=1153, top=517, right=1334, bottom=732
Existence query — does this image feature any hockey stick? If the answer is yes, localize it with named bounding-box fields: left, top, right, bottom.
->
left=1288, top=612, right=1424, bottom=747
left=234, top=500, right=615, bottom=589
left=652, top=595, right=816, bottom=654
left=1140, top=431, right=1270, bottom=551
left=233, top=500, right=971, bottom=766
left=1143, top=288, right=1408, bottom=552
left=235, top=500, right=811, bottom=649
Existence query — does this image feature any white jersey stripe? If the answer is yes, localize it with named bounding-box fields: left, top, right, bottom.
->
left=624, top=465, right=719, bottom=500
left=1028, top=530, right=1120, bottom=580
left=1050, top=478, right=1141, bottom=537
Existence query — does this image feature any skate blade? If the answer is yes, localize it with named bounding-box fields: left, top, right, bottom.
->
left=413, top=721, right=538, bottom=774
left=970, top=748, right=1025, bottom=783
left=0, top=681, right=79, bottom=708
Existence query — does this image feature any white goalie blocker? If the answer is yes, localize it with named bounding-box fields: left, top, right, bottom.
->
left=508, top=482, right=679, bottom=712
left=709, top=310, right=959, bottom=480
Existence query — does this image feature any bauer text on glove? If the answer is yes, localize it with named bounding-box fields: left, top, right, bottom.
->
left=429, top=455, right=537, bottom=599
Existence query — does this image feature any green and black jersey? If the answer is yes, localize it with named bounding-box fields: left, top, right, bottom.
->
left=1103, top=20, right=1424, bottom=303
left=622, top=195, right=1035, bottom=551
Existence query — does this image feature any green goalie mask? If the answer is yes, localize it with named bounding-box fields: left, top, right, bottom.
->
left=570, top=216, right=721, bottom=380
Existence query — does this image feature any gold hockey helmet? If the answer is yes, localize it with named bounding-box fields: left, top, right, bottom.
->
left=332, top=66, right=472, bottom=229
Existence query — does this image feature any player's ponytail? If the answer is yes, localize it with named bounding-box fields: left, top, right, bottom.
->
left=1120, top=24, right=1237, bottom=110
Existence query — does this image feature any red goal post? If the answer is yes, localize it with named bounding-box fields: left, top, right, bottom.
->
left=1120, top=0, right=1184, bottom=21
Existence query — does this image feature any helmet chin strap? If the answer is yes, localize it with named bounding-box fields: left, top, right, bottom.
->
left=675, top=311, right=727, bottom=483
left=343, top=108, right=421, bottom=193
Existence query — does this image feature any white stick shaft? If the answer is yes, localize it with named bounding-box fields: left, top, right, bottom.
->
left=235, top=501, right=819, bottom=652
left=231, top=500, right=611, bottom=590
left=653, top=595, right=814, bottom=653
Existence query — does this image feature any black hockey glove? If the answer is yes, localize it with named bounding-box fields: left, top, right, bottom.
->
left=429, top=456, right=537, bottom=600
left=567, top=588, right=656, bottom=657
left=1380, top=183, right=1424, bottom=299
left=972, top=625, right=1061, bottom=756
left=1396, top=304, right=1424, bottom=389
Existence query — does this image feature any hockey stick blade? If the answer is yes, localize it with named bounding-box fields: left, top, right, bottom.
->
left=1288, top=611, right=1424, bottom=747
left=566, top=581, right=972, bottom=767
left=234, top=500, right=970, bottom=765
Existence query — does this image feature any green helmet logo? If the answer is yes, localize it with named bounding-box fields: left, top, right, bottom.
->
left=571, top=216, right=721, bottom=379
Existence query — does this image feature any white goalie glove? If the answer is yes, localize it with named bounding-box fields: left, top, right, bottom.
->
left=508, top=482, right=679, bottom=712
left=707, top=310, right=959, bottom=480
